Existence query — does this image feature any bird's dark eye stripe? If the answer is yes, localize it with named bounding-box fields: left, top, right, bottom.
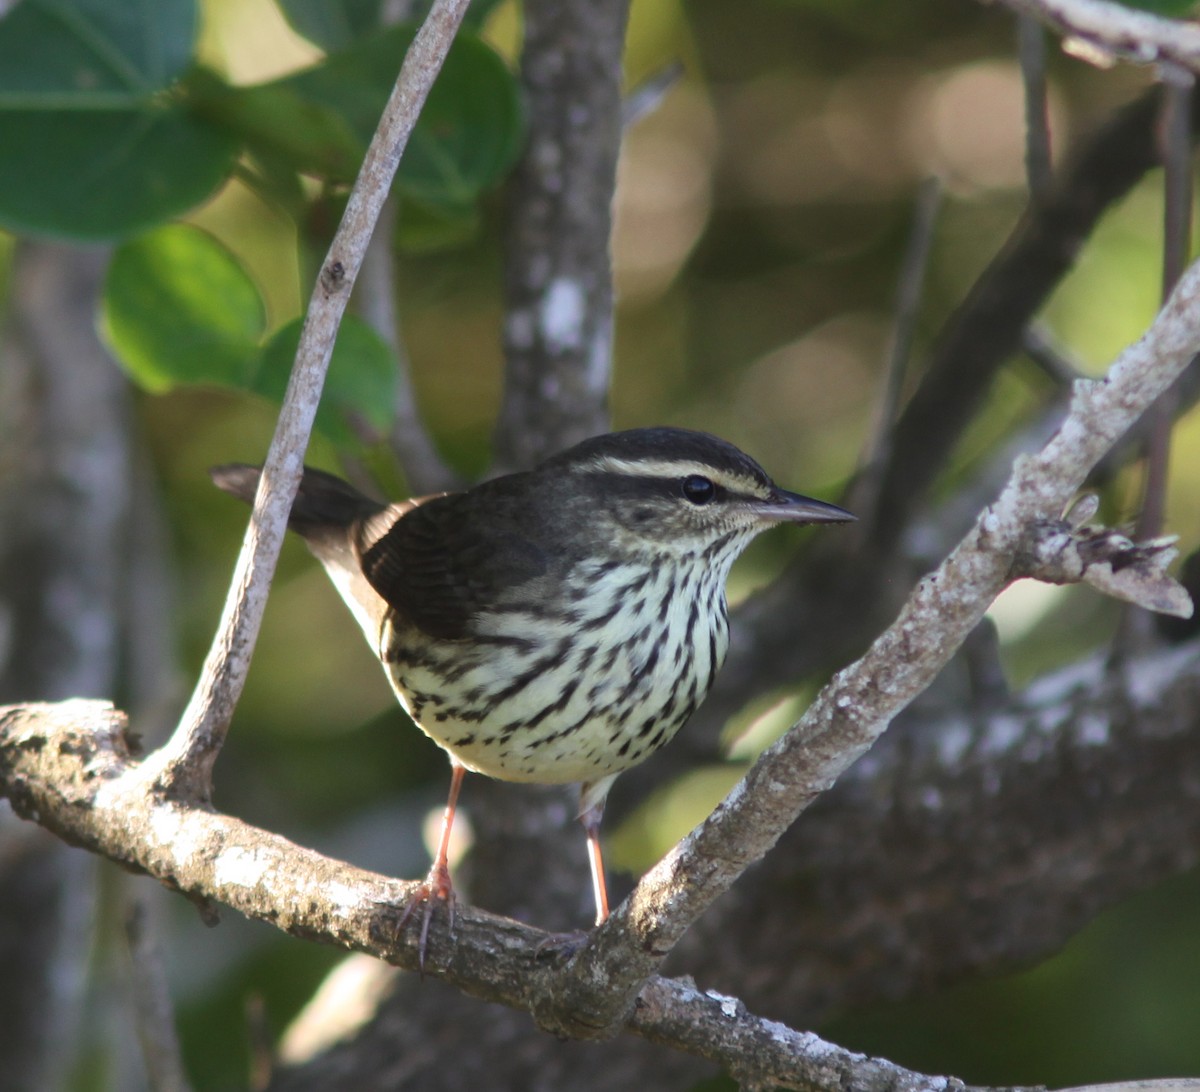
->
left=581, top=471, right=739, bottom=506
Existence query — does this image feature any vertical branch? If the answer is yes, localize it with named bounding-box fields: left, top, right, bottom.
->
left=493, top=0, right=630, bottom=470
left=851, top=177, right=943, bottom=532
left=145, top=0, right=473, bottom=801
left=125, top=887, right=192, bottom=1092
left=1113, top=64, right=1195, bottom=655
left=0, top=243, right=131, bottom=1092
left=1019, top=13, right=1053, bottom=200
left=357, top=198, right=458, bottom=494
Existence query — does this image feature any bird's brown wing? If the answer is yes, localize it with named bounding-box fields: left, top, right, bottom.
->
left=359, top=491, right=550, bottom=641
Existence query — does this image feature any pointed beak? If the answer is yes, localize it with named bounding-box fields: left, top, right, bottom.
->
left=751, top=489, right=856, bottom=525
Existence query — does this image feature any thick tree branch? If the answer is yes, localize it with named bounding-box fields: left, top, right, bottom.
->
left=677, top=639, right=1200, bottom=1023
left=0, top=701, right=1033, bottom=1091
left=7, top=627, right=1198, bottom=1089
left=539, top=256, right=1200, bottom=1037
left=148, top=0, right=473, bottom=803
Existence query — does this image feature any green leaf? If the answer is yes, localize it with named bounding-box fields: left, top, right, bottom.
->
left=103, top=224, right=266, bottom=392
left=186, top=65, right=363, bottom=185
left=395, top=194, right=482, bottom=253
left=0, top=0, right=198, bottom=105
left=254, top=316, right=397, bottom=448
left=0, top=0, right=237, bottom=239
left=276, top=0, right=507, bottom=49
left=0, top=107, right=237, bottom=240
left=393, top=29, right=523, bottom=207
left=226, top=25, right=523, bottom=205
left=1117, top=0, right=1195, bottom=13
left=276, top=0, right=385, bottom=51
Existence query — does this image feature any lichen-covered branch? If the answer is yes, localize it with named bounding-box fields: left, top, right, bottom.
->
left=0, top=700, right=1042, bottom=1092
left=700, top=79, right=1197, bottom=754
left=542, top=256, right=1200, bottom=1036
left=996, top=0, right=1200, bottom=71
left=677, top=640, right=1200, bottom=1023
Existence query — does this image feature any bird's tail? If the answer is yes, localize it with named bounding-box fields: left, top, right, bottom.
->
left=210, top=463, right=396, bottom=637
left=209, top=464, right=385, bottom=534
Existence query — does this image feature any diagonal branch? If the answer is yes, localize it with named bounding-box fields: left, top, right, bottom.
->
left=541, top=255, right=1200, bottom=1037
left=693, top=77, right=1197, bottom=753
left=0, top=700, right=1024, bottom=1091
left=678, top=640, right=1200, bottom=1023
left=144, top=0, right=473, bottom=803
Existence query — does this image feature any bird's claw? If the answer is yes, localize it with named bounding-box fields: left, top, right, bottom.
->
left=397, top=861, right=456, bottom=973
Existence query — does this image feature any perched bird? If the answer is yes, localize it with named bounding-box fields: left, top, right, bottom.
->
left=212, top=427, right=853, bottom=961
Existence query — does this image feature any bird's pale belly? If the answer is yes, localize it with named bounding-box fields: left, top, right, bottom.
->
left=379, top=579, right=729, bottom=785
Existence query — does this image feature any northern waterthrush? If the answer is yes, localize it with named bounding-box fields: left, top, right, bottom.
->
left=213, top=427, right=853, bottom=958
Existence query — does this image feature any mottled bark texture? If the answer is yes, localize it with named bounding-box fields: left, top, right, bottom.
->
left=0, top=243, right=131, bottom=1092
left=494, top=0, right=629, bottom=470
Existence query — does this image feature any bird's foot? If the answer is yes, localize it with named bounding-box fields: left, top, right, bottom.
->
left=396, top=860, right=456, bottom=973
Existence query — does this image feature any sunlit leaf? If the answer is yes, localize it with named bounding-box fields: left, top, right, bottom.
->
left=103, top=224, right=266, bottom=392
left=0, top=0, right=237, bottom=239
left=226, top=24, right=523, bottom=206
left=0, top=0, right=197, bottom=104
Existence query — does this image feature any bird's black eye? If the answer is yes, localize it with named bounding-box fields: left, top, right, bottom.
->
left=681, top=475, right=716, bottom=505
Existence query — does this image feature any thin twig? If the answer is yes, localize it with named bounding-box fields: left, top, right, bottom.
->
left=998, top=0, right=1200, bottom=72
left=1022, top=324, right=1085, bottom=386
left=144, top=0, right=473, bottom=801
left=851, top=176, right=943, bottom=531
left=1114, top=64, right=1193, bottom=654
left=1019, top=13, right=1053, bottom=199
left=1139, top=64, right=1193, bottom=542
left=622, top=63, right=684, bottom=128
left=125, top=887, right=193, bottom=1092
left=357, top=197, right=459, bottom=494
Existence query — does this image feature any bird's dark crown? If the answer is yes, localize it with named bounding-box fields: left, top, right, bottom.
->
left=542, top=428, right=774, bottom=493
left=526, top=428, right=785, bottom=549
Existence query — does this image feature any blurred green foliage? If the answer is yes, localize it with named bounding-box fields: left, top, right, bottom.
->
left=3, top=0, right=1199, bottom=1086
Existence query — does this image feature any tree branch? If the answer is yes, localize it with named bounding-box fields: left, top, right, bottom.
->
left=0, top=699, right=1068, bottom=1091
left=676, top=640, right=1200, bottom=1023
left=537, top=255, right=1200, bottom=1037
left=995, top=0, right=1200, bottom=71
left=145, top=0, right=473, bottom=802
left=493, top=0, right=628, bottom=470
left=696, top=77, right=1196, bottom=751
left=9, top=636, right=1197, bottom=1089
